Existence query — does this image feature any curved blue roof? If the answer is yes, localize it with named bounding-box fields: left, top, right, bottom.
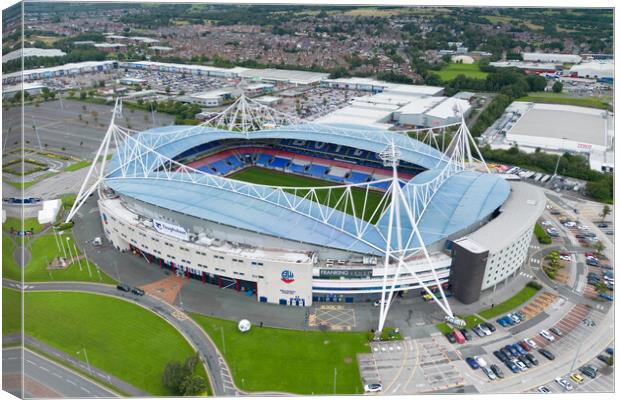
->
left=105, top=123, right=511, bottom=255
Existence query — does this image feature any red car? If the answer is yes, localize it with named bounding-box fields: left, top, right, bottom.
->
left=519, top=340, right=531, bottom=351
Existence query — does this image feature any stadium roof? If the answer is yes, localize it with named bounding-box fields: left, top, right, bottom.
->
left=239, top=68, right=329, bottom=85
left=105, top=123, right=510, bottom=255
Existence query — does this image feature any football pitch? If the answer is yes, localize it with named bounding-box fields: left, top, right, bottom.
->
left=229, top=167, right=388, bottom=223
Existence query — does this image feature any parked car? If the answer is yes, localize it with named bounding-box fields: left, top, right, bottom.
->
left=549, top=327, right=563, bottom=337
left=518, top=355, right=532, bottom=368
left=606, top=347, right=614, bottom=355
left=481, top=366, right=497, bottom=380
left=506, top=345, right=519, bottom=357
left=474, top=356, right=487, bottom=368
left=459, top=328, right=472, bottom=341
left=477, top=324, right=492, bottom=336
left=538, top=348, right=556, bottom=360
left=597, top=354, right=613, bottom=364
left=524, top=338, right=538, bottom=349
left=445, top=332, right=456, bottom=343
left=490, top=364, right=504, bottom=379
left=525, top=353, right=539, bottom=366
left=364, top=383, right=383, bottom=393
left=518, top=340, right=531, bottom=352
left=537, top=386, right=551, bottom=393
left=540, top=330, right=556, bottom=342
left=598, top=223, right=609, bottom=228
left=505, top=360, right=519, bottom=373
left=472, top=326, right=486, bottom=338
left=500, top=347, right=513, bottom=360
left=555, top=377, right=574, bottom=391
left=483, top=322, right=496, bottom=332
left=599, top=293, right=613, bottom=301
left=465, top=357, right=480, bottom=370
left=116, top=283, right=131, bottom=292
left=514, top=359, right=528, bottom=371
left=569, top=373, right=584, bottom=384
left=579, top=366, right=597, bottom=379
left=514, top=343, right=527, bottom=355
left=494, top=350, right=508, bottom=363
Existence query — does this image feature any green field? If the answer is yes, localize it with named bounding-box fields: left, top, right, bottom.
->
left=192, top=314, right=369, bottom=394
left=25, top=292, right=208, bottom=395
left=433, top=62, right=489, bottom=81
left=63, top=160, right=91, bottom=172
left=2, top=231, right=116, bottom=284
left=3, top=288, right=21, bottom=334
left=479, top=286, right=540, bottom=319
left=229, top=167, right=388, bottom=223
left=436, top=314, right=486, bottom=334
left=518, top=93, right=612, bottom=110
left=3, top=234, right=18, bottom=274
left=3, top=217, right=43, bottom=234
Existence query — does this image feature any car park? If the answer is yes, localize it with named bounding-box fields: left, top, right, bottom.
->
left=555, top=377, right=574, bottom=391
left=570, top=373, right=584, bottom=384
left=537, top=386, right=551, bottom=393
left=466, top=357, right=480, bottom=370
left=364, top=383, right=383, bottom=393
left=524, top=338, right=538, bottom=349
left=481, top=366, right=497, bottom=380
left=606, top=347, right=614, bottom=355
left=538, top=348, right=555, bottom=360
left=445, top=332, right=456, bottom=343
left=500, top=347, right=513, bottom=359
left=490, top=364, right=504, bottom=379
left=472, top=326, right=486, bottom=337
left=506, top=345, right=519, bottom=357
left=540, top=330, right=556, bottom=342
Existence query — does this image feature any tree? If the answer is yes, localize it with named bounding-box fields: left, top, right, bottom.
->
left=552, top=81, right=563, bottom=93
left=600, top=204, right=612, bottom=222
left=179, top=375, right=207, bottom=396
left=593, top=240, right=606, bottom=256
left=595, top=281, right=608, bottom=295
left=161, top=361, right=187, bottom=394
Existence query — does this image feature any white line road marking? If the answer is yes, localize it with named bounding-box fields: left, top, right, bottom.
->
left=391, top=383, right=401, bottom=393
left=66, top=379, right=77, bottom=386
left=81, top=387, right=91, bottom=394
left=39, top=366, right=49, bottom=372
left=25, top=359, right=36, bottom=365
left=52, top=373, right=62, bottom=378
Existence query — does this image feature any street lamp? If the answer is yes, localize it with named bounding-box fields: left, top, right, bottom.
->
left=77, top=347, right=93, bottom=376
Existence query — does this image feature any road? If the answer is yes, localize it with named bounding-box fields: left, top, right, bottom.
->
left=3, top=279, right=240, bottom=397
left=3, top=347, right=117, bottom=398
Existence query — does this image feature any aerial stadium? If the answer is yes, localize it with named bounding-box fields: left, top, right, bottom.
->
left=67, top=95, right=545, bottom=330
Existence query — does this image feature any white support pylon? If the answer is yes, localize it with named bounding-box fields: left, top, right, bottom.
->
left=65, top=99, right=120, bottom=223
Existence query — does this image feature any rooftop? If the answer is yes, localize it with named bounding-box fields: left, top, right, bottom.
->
left=507, top=102, right=612, bottom=147
left=3, top=48, right=66, bottom=63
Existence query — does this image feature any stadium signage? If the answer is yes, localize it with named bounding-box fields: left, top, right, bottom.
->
left=153, top=219, right=189, bottom=241
left=281, top=270, right=295, bottom=283
left=320, top=269, right=373, bottom=279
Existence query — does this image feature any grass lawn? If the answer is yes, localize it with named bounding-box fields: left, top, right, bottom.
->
left=479, top=286, right=540, bottom=319
left=433, top=62, right=488, bottom=81
left=24, top=292, right=208, bottom=395
left=63, top=160, right=91, bottom=172
left=3, top=234, right=18, bottom=278
left=3, top=288, right=21, bottom=334
left=191, top=314, right=369, bottom=394
left=229, top=167, right=387, bottom=223
left=2, top=231, right=116, bottom=283
left=518, top=93, right=612, bottom=110
left=60, top=193, right=77, bottom=208
left=3, top=217, right=43, bottom=234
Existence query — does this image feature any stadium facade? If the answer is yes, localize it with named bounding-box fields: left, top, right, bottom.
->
left=73, top=99, right=544, bottom=310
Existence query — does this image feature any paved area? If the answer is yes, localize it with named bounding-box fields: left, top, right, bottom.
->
left=309, top=305, right=356, bottom=331
left=3, top=347, right=118, bottom=398
left=141, top=274, right=188, bottom=304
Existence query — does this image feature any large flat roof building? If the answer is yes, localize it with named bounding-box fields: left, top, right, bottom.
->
left=523, top=52, right=582, bottom=64
left=2, top=47, right=66, bottom=63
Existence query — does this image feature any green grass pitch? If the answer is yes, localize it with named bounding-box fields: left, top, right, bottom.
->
left=229, top=167, right=388, bottom=223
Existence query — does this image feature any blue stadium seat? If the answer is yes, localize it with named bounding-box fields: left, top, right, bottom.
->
left=210, top=160, right=233, bottom=175
left=326, top=175, right=345, bottom=183
left=255, top=154, right=272, bottom=167
left=370, top=181, right=391, bottom=191
left=289, top=164, right=306, bottom=174
left=270, top=157, right=290, bottom=169
left=308, top=164, right=329, bottom=177
left=346, top=171, right=371, bottom=184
